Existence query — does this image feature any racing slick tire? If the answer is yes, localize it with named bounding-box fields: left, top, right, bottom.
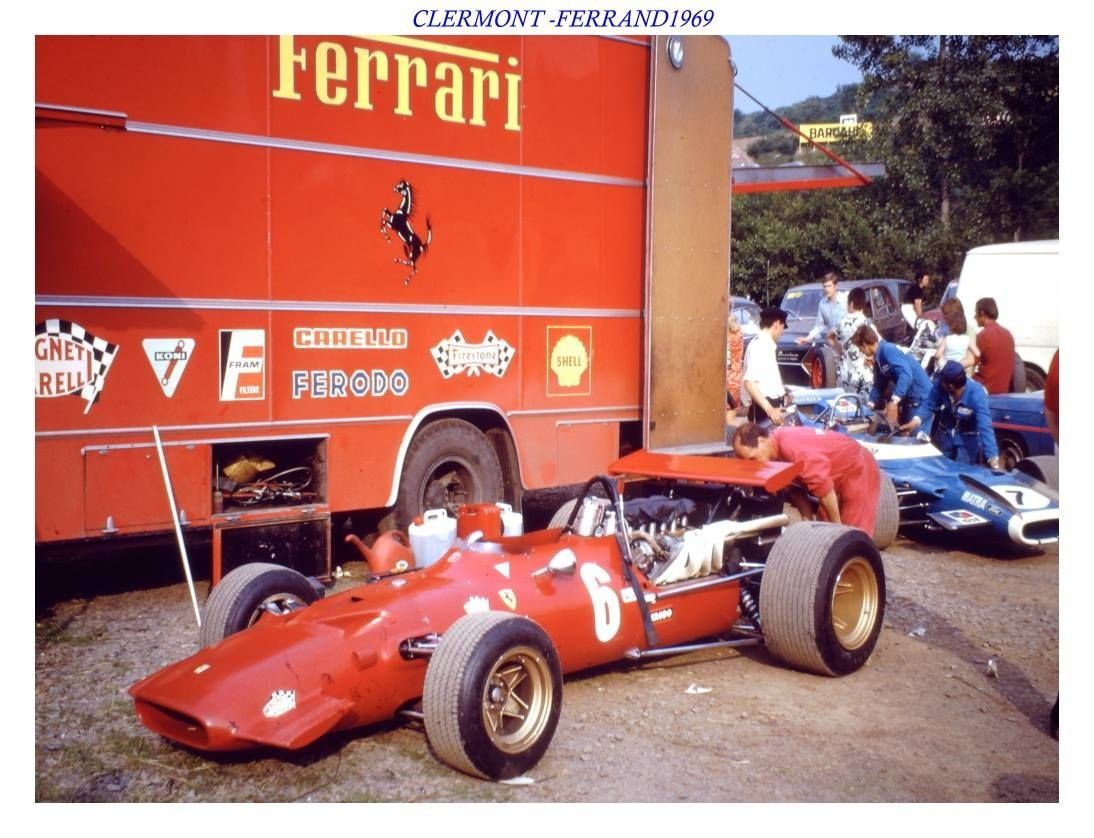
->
left=395, top=419, right=504, bottom=530
left=199, top=563, right=320, bottom=648
left=1015, top=455, right=1059, bottom=491
left=423, top=612, right=563, bottom=780
left=547, top=499, right=577, bottom=530
left=996, top=432, right=1027, bottom=473
left=873, top=473, right=900, bottom=551
left=760, top=522, right=885, bottom=677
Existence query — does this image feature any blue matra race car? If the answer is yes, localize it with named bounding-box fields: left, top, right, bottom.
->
left=788, top=388, right=1059, bottom=550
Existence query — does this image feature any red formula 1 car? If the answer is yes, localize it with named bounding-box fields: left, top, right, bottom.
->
left=130, top=451, right=886, bottom=780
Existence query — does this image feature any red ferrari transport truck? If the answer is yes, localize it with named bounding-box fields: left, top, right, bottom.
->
left=35, top=35, right=736, bottom=580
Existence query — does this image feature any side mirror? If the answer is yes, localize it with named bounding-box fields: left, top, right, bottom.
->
left=533, top=548, right=577, bottom=578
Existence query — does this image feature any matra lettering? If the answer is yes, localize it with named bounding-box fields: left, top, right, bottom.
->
left=273, top=36, right=522, bottom=132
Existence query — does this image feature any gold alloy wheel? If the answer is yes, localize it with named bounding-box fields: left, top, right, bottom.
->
left=830, top=556, right=880, bottom=650
left=481, top=645, right=554, bottom=754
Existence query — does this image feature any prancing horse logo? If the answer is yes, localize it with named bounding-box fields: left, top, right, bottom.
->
left=380, top=180, right=432, bottom=285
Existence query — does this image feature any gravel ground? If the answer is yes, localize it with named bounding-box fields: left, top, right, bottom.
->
left=35, top=513, right=1060, bottom=807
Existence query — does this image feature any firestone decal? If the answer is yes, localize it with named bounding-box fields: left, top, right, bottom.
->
left=143, top=338, right=195, bottom=398
left=219, top=330, right=265, bottom=401
left=291, top=369, right=410, bottom=399
left=547, top=326, right=591, bottom=396
left=293, top=327, right=408, bottom=349
left=432, top=330, right=515, bottom=379
left=35, top=320, right=120, bottom=414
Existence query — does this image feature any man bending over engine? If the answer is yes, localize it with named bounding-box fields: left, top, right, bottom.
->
left=732, top=422, right=880, bottom=534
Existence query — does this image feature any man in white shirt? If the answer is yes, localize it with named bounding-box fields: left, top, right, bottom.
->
left=742, top=307, right=790, bottom=425
left=796, top=271, right=846, bottom=345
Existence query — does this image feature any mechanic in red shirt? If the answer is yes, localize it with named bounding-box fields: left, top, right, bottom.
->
left=972, top=297, right=1016, bottom=394
left=731, top=422, right=880, bottom=535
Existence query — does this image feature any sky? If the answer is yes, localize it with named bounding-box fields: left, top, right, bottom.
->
left=727, top=36, right=864, bottom=114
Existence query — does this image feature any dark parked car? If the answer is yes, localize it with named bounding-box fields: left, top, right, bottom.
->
left=730, top=295, right=761, bottom=335
left=775, top=278, right=912, bottom=388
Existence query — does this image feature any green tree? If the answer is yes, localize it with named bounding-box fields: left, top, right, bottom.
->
left=833, top=36, right=1058, bottom=266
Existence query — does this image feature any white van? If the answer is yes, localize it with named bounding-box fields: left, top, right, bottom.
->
left=954, top=240, right=1058, bottom=389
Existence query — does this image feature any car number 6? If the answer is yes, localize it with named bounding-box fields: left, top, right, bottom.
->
left=578, top=563, right=621, bottom=643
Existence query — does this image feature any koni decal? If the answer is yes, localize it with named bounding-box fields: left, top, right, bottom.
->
left=272, top=36, right=522, bottom=132
left=547, top=326, right=591, bottom=396
left=291, top=368, right=409, bottom=399
left=431, top=330, right=515, bottom=379
left=143, top=338, right=195, bottom=398
left=293, top=327, right=408, bottom=349
left=380, top=180, right=432, bottom=285
left=35, top=320, right=119, bottom=414
left=219, top=330, right=266, bottom=401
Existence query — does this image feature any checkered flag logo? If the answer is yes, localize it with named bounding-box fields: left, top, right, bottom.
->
left=35, top=319, right=120, bottom=414
left=431, top=330, right=515, bottom=379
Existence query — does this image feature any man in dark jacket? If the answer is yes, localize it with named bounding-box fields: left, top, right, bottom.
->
left=850, top=324, right=932, bottom=427
left=901, top=361, right=1000, bottom=468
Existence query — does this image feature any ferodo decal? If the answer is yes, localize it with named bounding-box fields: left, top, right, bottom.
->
left=219, top=330, right=265, bottom=401
left=431, top=330, right=515, bottom=379
left=547, top=326, right=591, bottom=396
left=291, top=369, right=409, bottom=399
left=34, top=320, right=119, bottom=414
left=380, top=180, right=432, bottom=285
left=143, top=338, right=195, bottom=398
left=293, top=327, right=408, bottom=349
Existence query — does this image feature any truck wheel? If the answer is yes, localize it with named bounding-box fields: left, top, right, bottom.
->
left=996, top=432, right=1027, bottom=473
left=873, top=473, right=900, bottom=551
left=200, top=563, right=319, bottom=648
left=760, top=522, right=885, bottom=676
left=1015, top=455, right=1058, bottom=491
left=547, top=499, right=577, bottom=529
left=810, top=347, right=837, bottom=389
left=396, top=419, right=504, bottom=529
left=1023, top=364, right=1046, bottom=392
left=1010, top=354, right=1027, bottom=393
left=423, top=612, right=562, bottom=780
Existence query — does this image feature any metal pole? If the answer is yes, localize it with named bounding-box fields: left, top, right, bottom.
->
left=152, top=425, right=202, bottom=627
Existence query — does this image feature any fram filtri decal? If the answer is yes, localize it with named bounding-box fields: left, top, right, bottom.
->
left=547, top=326, right=591, bottom=396
left=291, top=368, right=410, bottom=399
left=219, top=330, right=265, bottom=401
left=143, top=338, right=195, bottom=398
left=431, top=330, right=515, bottom=379
left=35, top=320, right=119, bottom=414
left=293, top=327, right=408, bottom=349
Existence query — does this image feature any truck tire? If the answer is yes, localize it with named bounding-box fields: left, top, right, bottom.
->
left=873, top=473, right=900, bottom=551
left=1010, top=354, right=1027, bottom=393
left=547, top=499, right=577, bottom=529
left=395, top=419, right=504, bottom=530
left=760, top=522, right=885, bottom=676
left=1023, top=364, right=1046, bottom=392
left=1015, top=455, right=1058, bottom=491
left=423, top=612, right=563, bottom=780
left=199, top=563, right=320, bottom=648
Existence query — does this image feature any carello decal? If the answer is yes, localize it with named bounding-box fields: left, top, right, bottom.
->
left=293, top=327, right=408, bottom=349
left=34, top=320, right=119, bottom=414
left=291, top=369, right=410, bottom=399
left=219, top=330, right=266, bottom=401
left=272, top=35, right=522, bottom=132
left=547, top=326, right=591, bottom=396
